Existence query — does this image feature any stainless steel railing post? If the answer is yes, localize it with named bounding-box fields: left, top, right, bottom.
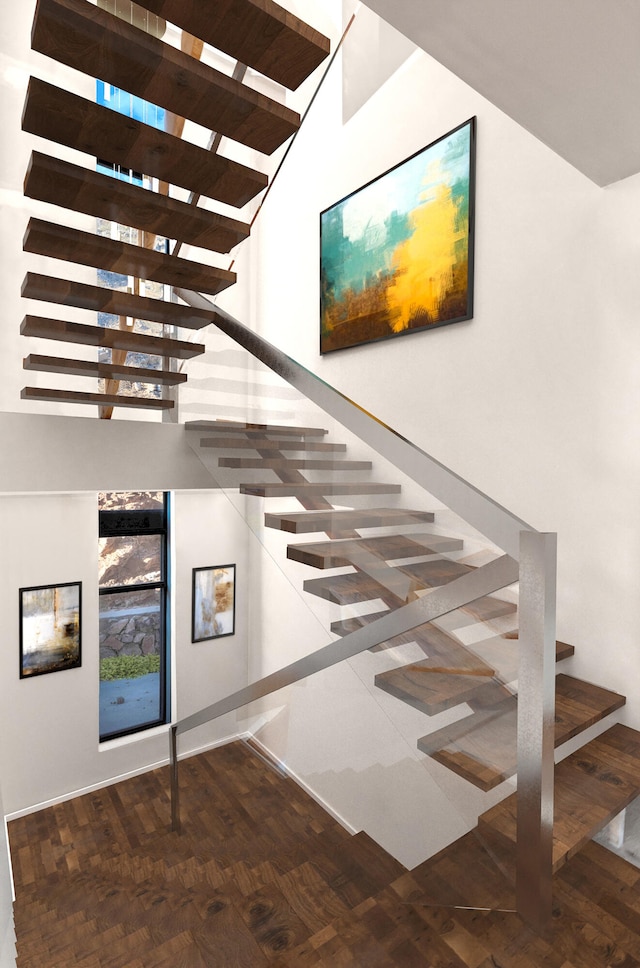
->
left=170, top=724, right=181, bottom=834
left=516, top=531, right=556, bottom=932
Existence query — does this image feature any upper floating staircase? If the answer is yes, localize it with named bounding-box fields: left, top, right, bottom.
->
left=186, top=416, right=640, bottom=884
left=20, top=0, right=331, bottom=415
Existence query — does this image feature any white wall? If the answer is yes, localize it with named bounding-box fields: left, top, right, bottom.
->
left=224, top=7, right=640, bottom=864
left=0, top=781, right=14, bottom=968
left=0, top=489, right=249, bottom=816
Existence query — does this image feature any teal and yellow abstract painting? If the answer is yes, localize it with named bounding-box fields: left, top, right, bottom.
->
left=320, top=118, right=475, bottom=353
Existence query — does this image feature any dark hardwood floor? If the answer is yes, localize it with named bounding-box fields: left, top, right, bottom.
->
left=9, top=740, right=640, bottom=966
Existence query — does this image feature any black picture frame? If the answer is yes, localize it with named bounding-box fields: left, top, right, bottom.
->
left=19, top=581, right=82, bottom=679
left=192, top=565, right=236, bottom=642
left=320, top=117, right=476, bottom=354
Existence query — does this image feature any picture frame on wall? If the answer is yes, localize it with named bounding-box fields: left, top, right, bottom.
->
left=192, top=564, right=236, bottom=642
left=19, top=581, right=82, bottom=679
left=320, top=117, right=476, bottom=354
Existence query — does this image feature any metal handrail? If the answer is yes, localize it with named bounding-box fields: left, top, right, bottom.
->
left=169, top=293, right=555, bottom=930
left=170, top=553, right=519, bottom=828
left=175, top=289, right=534, bottom=561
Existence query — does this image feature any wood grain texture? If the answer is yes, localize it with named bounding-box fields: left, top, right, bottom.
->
left=200, top=436, right=346, bottom=452
left=22, top=78, right=268, bottom=206
left=22, top=272, right=217, bottom=330
left=479, top=723, right=640, bottom=871
left=303, top=558, right=474, bottom=605
left=24, top=152, right=250, bottom=253
left=11, top=739, right=640, bottom=966
left=21, top=385, right=174, bottom=409
left=23, top=353, right=187, bottom=385
left=287, top=532, right=464, bottom=569
left=32, top=0, right=300, bottom=153
left=187, top=419, right=328, bottom=436
left=417, top=673, right=626, bottom=791
left=131, top=0, right=331, bottom=90
left=24, top=219, right=237, bottom=297
left=265, top=507, right=436, bottom=534
left=240, top=481, right=402, bottom=497
left=219, top=457, right=372, bottom=470
left=21, top=315, right=205, bottom=359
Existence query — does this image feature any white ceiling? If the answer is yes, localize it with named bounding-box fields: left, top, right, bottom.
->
left=362, top=0, right=640, bottom=186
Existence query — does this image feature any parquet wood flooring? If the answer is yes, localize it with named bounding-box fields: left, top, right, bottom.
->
left=10, top=740, right=640, bottom=967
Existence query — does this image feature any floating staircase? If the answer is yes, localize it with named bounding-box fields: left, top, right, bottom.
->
left=20, top=0, right=331, bottom=414
left=188, top=418, right=637, bottom=879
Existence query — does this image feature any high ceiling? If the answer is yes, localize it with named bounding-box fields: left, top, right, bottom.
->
left=362, top=0, right=640, bottom=187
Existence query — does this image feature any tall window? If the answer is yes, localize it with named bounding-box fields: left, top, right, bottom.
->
left=98, top=492, right=170, bottom=740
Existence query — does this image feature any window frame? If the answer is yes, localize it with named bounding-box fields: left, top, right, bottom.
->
left=98, top=493, right=170, bottom=741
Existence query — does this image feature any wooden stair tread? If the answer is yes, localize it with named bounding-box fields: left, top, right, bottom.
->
left=132, top=0, right=331, bottom=90
left=219, top=457, right=372, bottom=470
left=187, top=420, right=328, bottom=436
left=22, top=272, right=214, bottom=330
left=418, top=673, right=626, bottom=791
left=21, top=386, right=173, bottom=409
left=375, top=661, right=513, bottom=717
left=23, top=353, right=186, bottom=386
left=265, top=507, right=435, bottom=533
left=478, top=724, right=640, bottom=872
left=200, top=436, right=346, bottom=452
left=287, top=532, right=464, bottom=569
left=32, top=0, right=300, bottom=155
left=21, top=315, right=205, bottom=359
left=25, top=152, right=250, bottom=254
left=303, top=559, right=474, bottom=606
left=240, top=481, right=402, bottom=497
left=24, top=219, right=236, bottom=298
left=22, top=78, right=268, bottom=208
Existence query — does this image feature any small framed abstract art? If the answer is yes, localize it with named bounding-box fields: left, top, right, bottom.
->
left=320, top=117, right=476, bottom=354
left=19, top=581, right=82, bottom=678
left=192, top=564, right=236, bottom=642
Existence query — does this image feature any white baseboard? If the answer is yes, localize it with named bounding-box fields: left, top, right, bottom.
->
left=4, top=731, right=240, bottom=823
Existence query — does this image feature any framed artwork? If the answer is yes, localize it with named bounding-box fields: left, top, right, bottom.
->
left=320, top=117, right=476, bottom=354
left=19, top=581, right=82, bottom=678
left=192, top=564, right=236, bottom=642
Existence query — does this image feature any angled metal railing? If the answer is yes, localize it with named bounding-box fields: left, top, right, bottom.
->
left=170, top=290, right=556, bottom=932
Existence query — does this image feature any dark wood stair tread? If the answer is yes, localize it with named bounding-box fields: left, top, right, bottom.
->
left=22, top=78, right=268, bottom=207
left=24, top=219, right=237, bottom=297
left=131, top=0, right=331, bottom=90
left=265, top=508, right=436, bottom=534
left=240, top=481, right=402, bottom=497
left=22, top=272, right=215, bottom=330
left=219, top=457, right=372, bottom=470
left=33, top=0, right=300, bottom=154
left=374, top=638, right=575, bottom=717
left=376, top=661, right=512, bottom=717
left=21, top=386, right=173, bottom=410
left=21, top=315, right=205, bottom=360
left=200, top=437, right=346, bottom=452
left=23, top=354, right=186, bottom=386
left=478, top=723, right=640, bottom=872
left=25, top=152, right=250, bottom=254
left=287, top=532, right=464, bottom=569
left=187, top=420, right=328, bottom=436
left=303, top=559, right=474, bottom=606
left=418, top=673, right=626, bottom=791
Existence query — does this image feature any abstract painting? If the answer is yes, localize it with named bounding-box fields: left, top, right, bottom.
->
left=20, top=581, right=82, bottom=678
left=320, top=118, right=475, bottom=353
left=192, top=565, right=236, bottom=642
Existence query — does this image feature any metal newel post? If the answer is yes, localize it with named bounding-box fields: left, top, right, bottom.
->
left=170, top=724, right=181, bottom=834
left=517, top=531, right=556, bottom=932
